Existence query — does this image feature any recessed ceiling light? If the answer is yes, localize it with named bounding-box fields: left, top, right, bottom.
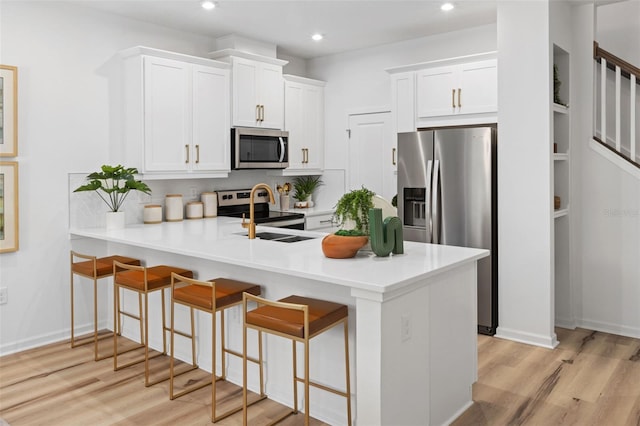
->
left=311, top=33, right=324, bottom=41
left=201, top=0, right=216, bottom=10
left=441, top=3, right=454, bottom=11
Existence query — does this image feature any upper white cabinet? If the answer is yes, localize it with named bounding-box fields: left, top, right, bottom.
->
left=282, top=75, right=325, bottom=174
left=210, top=49, right=287, bottom=130
left=387, top=53, right=497, bottom=129
left=118, top=47, right=231, bottom=178
left=416, top=59, right=497, bottom=119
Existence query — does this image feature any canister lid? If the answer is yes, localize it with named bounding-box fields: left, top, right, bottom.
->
left=186, top=201, right=204, bottom=205
left=166, top=194, right=182, bottom=197
left=144, top=204, right=162, bottom=208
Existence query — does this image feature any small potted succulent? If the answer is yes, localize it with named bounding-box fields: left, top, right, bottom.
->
left=74, top=164, right=151, bottom=229
left=322, top=186, right=375, bottom=259
left=292, top=175, right=323, bottom=208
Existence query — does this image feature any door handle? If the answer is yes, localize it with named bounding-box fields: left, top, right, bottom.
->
left=278, top=137, right=286, bottom=163
left=431, top=160, right=441, bottom=244
left=392, top=147, right=397, bottom=166
left=185, top=144, right=190, bottom=164
left=195, top=144, right=200, bottom=164
left=452, top=89, right=456, bottom=108
left=256, top=104, right=260, bottom=122
left=458, top=88, right=462, bottom=108
left=426, top=160, right=433, bottom=243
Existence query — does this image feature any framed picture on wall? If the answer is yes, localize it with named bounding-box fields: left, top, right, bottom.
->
left=0, top=161, right=19, bottom=253
left=0, top=65, right=18, bottom=157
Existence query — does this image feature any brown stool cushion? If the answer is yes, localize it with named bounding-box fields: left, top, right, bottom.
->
left=72, top=255, right=141, bottom=279
left=116, top=266, right=193, bottom=291
left=246, top=295, right=348, bottom=339
left=174, top=278, right=261, bottom=311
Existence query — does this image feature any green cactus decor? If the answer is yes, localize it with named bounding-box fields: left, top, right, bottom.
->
left=368, top=208, right=404, bottom=257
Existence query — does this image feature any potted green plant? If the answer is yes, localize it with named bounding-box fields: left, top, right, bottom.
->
left=322, top=186, right=375, bottom=259
left=74, top=164, right=151, bottom=229
left=292, top=175, right=323, bottom=207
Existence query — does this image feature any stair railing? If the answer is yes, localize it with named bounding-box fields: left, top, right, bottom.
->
left=593, top=41, right=639, bottom=168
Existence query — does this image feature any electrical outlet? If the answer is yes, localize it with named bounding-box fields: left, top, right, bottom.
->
left=189, top=187, right=197, bottom=200
left=401, top=314, right=411, bottom=341
left=0, top=287, right=8, bottom=305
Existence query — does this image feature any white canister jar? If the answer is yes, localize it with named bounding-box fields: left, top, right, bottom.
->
left=143, top=204, right=162, bottom=224
left=186, top=201, right=204, bottom=219
left=201, top=192, right=217, bottom=218
left=165, top=194, right=184, bottom=222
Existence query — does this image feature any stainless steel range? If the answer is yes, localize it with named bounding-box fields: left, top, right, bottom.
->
left=217, top=189, right=305, bottom=230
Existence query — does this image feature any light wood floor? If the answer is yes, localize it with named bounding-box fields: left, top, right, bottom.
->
left=1, top=327, right=639, bottom=425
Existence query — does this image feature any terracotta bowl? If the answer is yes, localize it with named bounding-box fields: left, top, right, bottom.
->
left=321, top=234, right=369, bottom=259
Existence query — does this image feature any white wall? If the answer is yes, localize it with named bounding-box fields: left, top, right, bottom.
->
left=495, top=1, right=556, bottom=347
left=575, top=1, right=640, bottom=338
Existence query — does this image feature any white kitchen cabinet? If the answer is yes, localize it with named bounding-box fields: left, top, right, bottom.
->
left=416, top=59, right=497, bottom=120
left=283, top=75, right=325, bottom=174
left=305, top=212, right=338, bottom=232
left=118, top=47, right=231, bottom=178
left=389, top=71, right=416, bottom=134
left=209, top=50, right=287, bottom=130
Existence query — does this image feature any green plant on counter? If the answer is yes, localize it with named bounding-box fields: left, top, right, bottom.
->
left=292, top=175, right=323, bottom=201
left=74, top=164, right=151, bottom=212
left=333, top=186, right=375, bottom=235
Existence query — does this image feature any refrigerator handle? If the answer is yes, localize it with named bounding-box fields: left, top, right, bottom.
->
left=431, top=160, right=441, bottom=244
left=426, top=160, right=433, bottom=243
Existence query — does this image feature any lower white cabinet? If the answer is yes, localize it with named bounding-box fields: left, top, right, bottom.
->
left=119, top=47, right=231, bottom=178
left=306, top=212, right=338, bottom=232
left=282, top=75, right=325, bottom=175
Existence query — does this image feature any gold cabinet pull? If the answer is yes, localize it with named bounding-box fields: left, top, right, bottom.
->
left=195, top=144, right=200, bottom=164
left=256, top=104, right=260, bottom=122
left=185, top=144, right=190, bottom=163
left=452, top=89, right=456, bottom=108
left=458, top=88, right=462, bottom=108
left=392, top=147, right=397, bottom=166
left=261, top=105, right=265, bottom=122
left=301, top=148, right=306, bottom=164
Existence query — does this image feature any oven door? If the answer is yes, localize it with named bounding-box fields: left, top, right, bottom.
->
left=232, top=128, right=289, bottom=169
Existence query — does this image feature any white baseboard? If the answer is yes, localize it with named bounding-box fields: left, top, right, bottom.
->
left=442, top=399, right=474, bottom=426
left=555, top=317, right=577, bottom=330
left=577, top=318, right=640, bottom=339
left=590, top=138, right=640, bottom=179
left=494, top=327, right=559, bottom=349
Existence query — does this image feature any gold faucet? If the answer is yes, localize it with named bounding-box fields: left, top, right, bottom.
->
left=241, top=183, right=275, bottom=239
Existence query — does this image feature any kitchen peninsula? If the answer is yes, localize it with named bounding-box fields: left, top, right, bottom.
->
left=70, top=217, right=488, bottom=425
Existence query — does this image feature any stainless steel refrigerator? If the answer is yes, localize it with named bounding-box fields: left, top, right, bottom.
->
left=397, top=125, right=497, bottom=335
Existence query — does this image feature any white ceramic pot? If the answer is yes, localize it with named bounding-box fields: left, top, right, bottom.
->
left=106, top=211, right=125, bottom=230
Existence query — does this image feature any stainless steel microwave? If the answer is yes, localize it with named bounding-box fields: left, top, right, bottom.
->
left=231, top=127, right=289, bottom=169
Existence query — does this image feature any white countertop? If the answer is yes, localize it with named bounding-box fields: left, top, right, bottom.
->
left=70, top=217, right=488, bottom=296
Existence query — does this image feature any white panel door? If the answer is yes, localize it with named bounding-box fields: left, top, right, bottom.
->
left=192, top=64, right=230, bottom=171
left=303, top=84, right=324, bottom=170
left=416, top=66, right=457, bottom=118
left=458, top=60, right=498, bottom=115
left=284, top=81, right=305, bottom=169
left=347, top=112, right=396, bottom=201
left=143, top=56, right=190, bottom=171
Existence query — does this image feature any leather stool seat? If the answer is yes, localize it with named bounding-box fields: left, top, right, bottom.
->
left=246, top=295, right=348, bottom=338
left=116, top=266, right=192, bottom=291
left=173, top=278, right=261, bottom=310
left=72, top=255, right=140, bottom=279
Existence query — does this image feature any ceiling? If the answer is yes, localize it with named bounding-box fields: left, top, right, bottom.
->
left=75, top=0, right=498, bottom=59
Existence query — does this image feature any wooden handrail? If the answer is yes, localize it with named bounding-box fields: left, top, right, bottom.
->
left=594, top=41, right=640, bottom=83
left=593, top=136, right=640, bottom=169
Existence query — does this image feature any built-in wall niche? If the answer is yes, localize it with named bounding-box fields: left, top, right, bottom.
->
left=553, top=107, right=570, bottom=154
left=553, top=160, right=570, bottom=213
left=553, top=45, right=570, bottom=108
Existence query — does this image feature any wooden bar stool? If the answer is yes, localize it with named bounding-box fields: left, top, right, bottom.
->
left=169, top=273, right=265, bottom=422
left=112, top=261, right=193, bottom=387
left=70, top=251, right=141, bottom=361
left=242, top=294, right=352, bottom=426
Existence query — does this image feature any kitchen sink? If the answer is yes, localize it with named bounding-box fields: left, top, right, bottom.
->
left=237, top=231, right=317, bottom=243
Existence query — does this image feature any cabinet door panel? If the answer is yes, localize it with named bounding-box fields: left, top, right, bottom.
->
left=232, top=58, right=259, bottom=127
left=260, top=63, right=284, bottom=129
left=458, top=60, right=497, bottom=115
left=192, top=65, right=230, bottom=171
left=416, top=66, right=457, bottom=118
left=284, top=82, right=305, bottom=169
left=144, top=56, right=190, bottom=171
left=304, top=85, right=324, bottom=170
